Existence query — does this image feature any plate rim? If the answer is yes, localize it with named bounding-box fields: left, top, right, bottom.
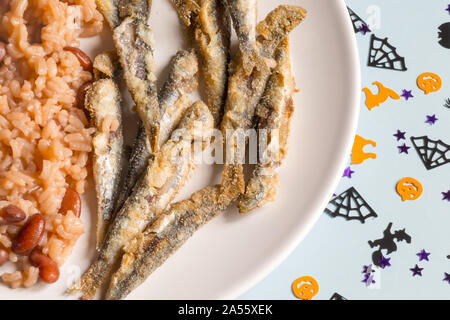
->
left=219, top=0, right=362, bottom=300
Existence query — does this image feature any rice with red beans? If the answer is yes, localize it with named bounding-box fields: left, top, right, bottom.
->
left=0, top=0, right=103, bottom=288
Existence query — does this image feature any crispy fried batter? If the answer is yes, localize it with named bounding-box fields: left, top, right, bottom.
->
left=86, top=51, right=124, bottom=248
left=172, top=0, right=231, bottom=126
left=220, top=5, right=306, bottom=202
left=72, top=102, right=213, bottom=300
left=238, top=38, right=295, bottom=213
left=106, top=185, right=227, bottom=300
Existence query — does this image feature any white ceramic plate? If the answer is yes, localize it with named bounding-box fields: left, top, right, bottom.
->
left=0, top=0, right=360, bottom=299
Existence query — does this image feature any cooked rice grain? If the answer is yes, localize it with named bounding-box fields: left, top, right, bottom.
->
left=0, top=0, right=102, bottom=288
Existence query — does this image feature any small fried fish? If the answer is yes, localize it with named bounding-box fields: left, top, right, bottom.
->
left=114, top=50, right=199, bottom=213
left=72, top=101, right=214, bottom=300
left=220, top=5, right=306, bottom=201
left=238, top=38, right=295, bottom=213
left=86, top=51, right=124, bottom=248
left=114, top=16, right=159, bottom=152
left=106, top=185, right=227, bottom=300
left=171, top=0, right=231, bottom=126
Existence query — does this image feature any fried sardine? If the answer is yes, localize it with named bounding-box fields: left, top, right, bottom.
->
left=238, top=38, right=295, bottom=213
left=106, top=185, right=227, bottom=299
left=115, top=50, right=199, bottom=213
left=73, top=101, right=213, bottom=300
left=220, top=5, right=306, bottom=202
left=171, top=0, right=231, bottom=126
left=86, top=51, right=124, bottom=248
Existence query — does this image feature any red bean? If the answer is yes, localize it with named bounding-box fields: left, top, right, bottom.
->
left=75, top=81, right=91, bottom=110
left=0, top=42, right=6, bottom=64
left=1, top=205, right=26, bottom=224
left=29, top=249, right=59, bottom=283
left=0, top=249, right=8, bottom=267
left=12, top=214, right=45, bottom=255
left=59, top=187, right=81, bottom=217
left=63, top=46, right=93, bottom=73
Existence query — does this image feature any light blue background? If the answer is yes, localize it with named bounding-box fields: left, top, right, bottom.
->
left=240, top=0, right=450, bottom=300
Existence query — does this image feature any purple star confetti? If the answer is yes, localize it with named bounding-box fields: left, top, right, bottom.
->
left=362, top=264, right=374, bottom=274
left=443, top=273, right=450, bottom=284
left=442, top=190, right=450, bottom=202
left=425, top=114, right=438, bottom=125
left=401, top=90, right=414, bottom=101
left=446, top=4, right=450, bottom=14
left=362, top=273, right=375, bottom=286
left=417, top=249, right=431, bottom=262
left=343, top=167, right=354, bottom=178
left=358, top=24, right=371, bottom=35
left=378, top=255, right=391, bottom=269
left=393, top=130, right=406, bottom=141
left=398, top=143, right=411, bottom=154
left=410, top=264, right=423, bottom=277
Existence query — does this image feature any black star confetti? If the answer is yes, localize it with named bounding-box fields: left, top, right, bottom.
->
left=438, top=22, right=450, bottom=49
left=330, top=292, right=347, bottom=300
left=367, top=35, right=407, bottom=71
left=410, top=264, right=423, bottom=277
left=347, top=6, right=368, bottom=33
left=410, top=136, right=450, bottom=170
left=325, top=187, right=377, bottom=223
left=368, top=222, right=411, bottom=267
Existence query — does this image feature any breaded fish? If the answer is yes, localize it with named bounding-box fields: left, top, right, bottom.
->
left=159, top=49, right=199, bottom=145
left=224, top=0, right=257, bottom=60
left=114, top=16, right=159, bottom=152
left=171, top=0, right=231, bottom=126
left=95, top=0, right=152, bottom=28
left=238, top=38, right=295, bottom=213
left=106, top=185, right=227, bottom=300
left=85, top=51, right=124, bottom=248
left=220, top=5, right=306, bottom=201
left=73, top=101, right=214, bottom=300
left=114, top=50, right=199, bottom=213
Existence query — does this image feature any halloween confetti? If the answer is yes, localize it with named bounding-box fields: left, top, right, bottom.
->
left=410, top=265, right=423, bottom=277
left=330, top=293, right=347, bottom=300
left=367, top=35, right=407, bottom=71
left=400, top=90, right=414, bottom=101
left=417, top=72, right=442, bottom=95
left=398, top=143, right=411, bottom=154
left=292, top=276, right=319, bottom=300
left=396, top=177, right=423, bottom=202
left=362, top=82, right=400, bottom=110
left=417, top=249, right=431, bottom=261
left=347, top=6, right=369, bottom=33
left=394, top=130, right=406, bottom=141
left=444, top=98, right=450, bottom=109
left=438, top=22, right=450, bottom=49
left=442, top=190, right=450, bottom=201
left=351, top=135, right=377, bottom=164
left=410, top=136, right=450, bottom=170
left=443, top=273, right=450, bottom=284
left=368, top=223, right=411, bottom=267
left=425, top=114, right=439, bottom=125
left=325, top=187, right=377, bottom=223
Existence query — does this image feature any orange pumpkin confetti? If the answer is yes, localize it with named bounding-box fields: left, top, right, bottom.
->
left=292, top=276, right=319, bottom=300
left=417, top=72, right=442, bottom=95
left=362, top=81, right=400, bottom=110
left=351, top=135, right=377, bottom=165
left=396, top=177, right=423, bottom=201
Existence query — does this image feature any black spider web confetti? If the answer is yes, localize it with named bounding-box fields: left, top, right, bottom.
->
left=347, top=6, right=368, bottom=33
left=330, top=293, right=347, bottom=300
left=325, top=187, right=377, bottom=223
left=367, top=35, right=407, bottom=71
left=444, top=98, right=450, bottom=109
left=410, top=136, right=450, bottom=170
